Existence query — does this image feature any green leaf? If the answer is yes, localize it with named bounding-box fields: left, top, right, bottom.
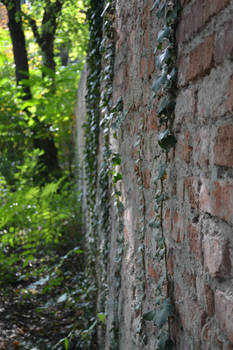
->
left=153, top=297, right=173, bottom=328
left=113, top=173, right=122, bottom=183
left=64, top=337, right=69, bottom=350
left=152, top=74, right=167, bottom=93
left=143, top=310, right=156, bottom=321
left=157, top=98, right=175, bottom=116
left=167, top=67, right=176, bottom=82
left=157, top=331, right=174, bottom=350
left=166, top=8, right=178, bottom=24
left=158, top=130, right=176, bottom=150
left=156, top=48, right=173, bottom=69
left=151, top=0, right=160, bottom=11
left=112, top=153, right=121, bottom=166
left=157, top=26, right=171, bottom=43
left=97, top=313, right=105, bottom=323
left=157, top=1, right=166, bottom=18
left=154, top=163, right=167, bottom=185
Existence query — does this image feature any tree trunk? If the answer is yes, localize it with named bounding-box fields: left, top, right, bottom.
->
left=5, top=0, right=31, bottom=99
left=2, top=0, right=61, bottom=181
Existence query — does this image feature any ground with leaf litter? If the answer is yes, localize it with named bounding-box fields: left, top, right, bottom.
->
left=0, top=248, right=98, bottom=350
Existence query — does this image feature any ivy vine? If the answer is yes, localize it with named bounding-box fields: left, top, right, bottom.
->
left=84, top=0, right=124, bottom=348
left=143, top=1, right=180, bottom=349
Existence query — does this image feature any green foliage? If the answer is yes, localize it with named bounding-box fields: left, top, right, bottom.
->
left=0, top=151, right=80, bottom=280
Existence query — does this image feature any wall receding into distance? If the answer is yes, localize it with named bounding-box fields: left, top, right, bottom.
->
left=76, top=0, right=233, bottom=349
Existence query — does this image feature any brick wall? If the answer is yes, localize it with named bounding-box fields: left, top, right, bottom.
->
left=77, top=0, right=233, bottom=348
left=169, top=1, right=233, bottom=348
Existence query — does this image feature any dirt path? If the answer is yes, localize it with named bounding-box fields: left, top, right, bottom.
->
left=0, top=249, right=98, bottom=350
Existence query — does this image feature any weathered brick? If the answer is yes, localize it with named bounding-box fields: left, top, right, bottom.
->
left=140, top=56, right=146, bottom=79
left=215, top=290, right=233, bottom=343
left=177, top=297, right=205, bottom=333
left=167, top=250, right=175, bottom=276
left=143, top=168, right=151, bottom=189
left=184, top=176, right=199, bottom=209
left=180, top=0, right=191, bottom=6
left=227, top=343, right=233, bottom=350
left=172, top=211, right=185, bottom=243
left=212, top=181, right=233, bottom=224
left=148, top=52, right=155, bottom=78
left=148, top=260, right=160, bottom=283
left=176, top=132, right=193, bottom=163
left=164, top=209, right=171, bottom=233
left=186, top=34, right=215, bottom=81
left=226, top=76, right=233, bottom=112
left=215, top=20, right=233, bottom=65
left=214, top=125, right=233, bottom=167
left=188, top=224, right=202, bottom=261
left=204, top=236, right=231, bottom=278
left=200, top=180, right=233, bottom=224
left=145, top=110, right=157, bottom=131
left=205, top=284, right=215, bottom=316
left=177, top=0, right=230, bottom=43
left=193, top=129, right=210, bottom=167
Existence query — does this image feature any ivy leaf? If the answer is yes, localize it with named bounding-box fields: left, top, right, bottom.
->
left=158, top=130, right=176, bottom=150
left=154, top=163, right=167, bottom=185
left=157, top=26, right=171, bottom=43
left=112, top=154, right=121, bottom=166
left=156, top=48, right=173, bottom=69
left=157, top=1, right=166, bottom=18
left=143, top=310, right=156, bottom=321
left=151, top=0, right=160, bottom=11
left=157, top=331, right=174, bottom=350
left=166, top=8, right=178, bottom=24
left=153, top=297, right=173, bottom=328
left=113, top=173, right=122, bottom=183
left=152, top=74, right=167, bottom=93
left=97, top=313, right=105, bottom=323
left=167, top=67, right=176, bottom=82
left=157, top=97, right=176, bottom=116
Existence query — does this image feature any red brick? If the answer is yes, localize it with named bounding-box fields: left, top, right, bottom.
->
left=141, top=3, right=150, bottom=30
left=143, top=81, right=150, bottom=106
left=177, top=297, right=205, bottom=333
left=164, top=209, right=171, bottom=233
left=200, top=180, right=233, bottom=224
left=148, top=260, right=160, bottom=283
left=226, top=76, right=233, bottom=112
left=205, top=284, right=215, bottom=316
left=212, top=181, right=233, bottom=223
left=140, top=56, right=146, bottom=79
left=199, top=180, right=211, bottom=213
left=143, top=27, right=149, bottom=49
left=193, top=129, right=210, bottom=167
left=176, top=133, right=193, bottom=163
left=172, top=211, right=185, bottom=243
left=180, top=0, right=191, bottom=6
left=177, top=0, right=230, bottom=43
left=214, top=125, right=233, bottom=167
left=167, top=251, right=175, bottom=276
left=148, top=53, right=155, bottom=78
left=204, top=236, right=231, bottom=278
left=215, top=20, right=233, bottom=65
left=143, top=169, right=151, bottom=189
left=184, top=176, right=199, bottom=209
left=186, top=34, right=215, bottom=81
left=188, top=224, right=202, bottom=261
left=215, top=290, right=233, bottom=343
left=145, top=110, right=157, bottom=131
